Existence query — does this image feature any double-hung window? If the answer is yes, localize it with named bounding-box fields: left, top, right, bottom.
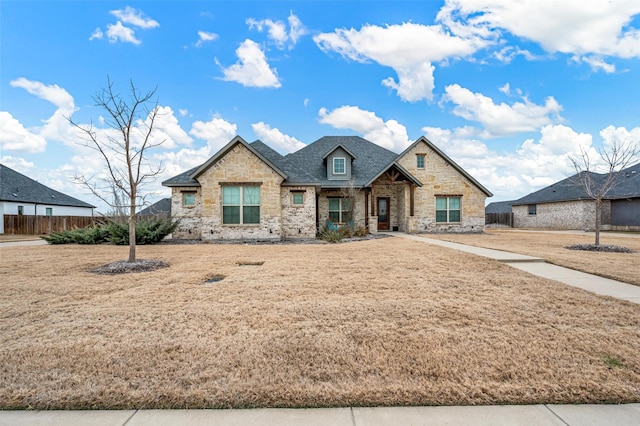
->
left=333, top=157, right=346, bottom=175
left=435, top=196, right=461, bottom=223
left=45, top=207, right=53, bottom=217
left=416, top=154, right=425, bottom=169
left=328, top=198, right=352, bottom=224
left=222, top=186, right=260, bottom=224
left=528, top=204, right=537, bottom=215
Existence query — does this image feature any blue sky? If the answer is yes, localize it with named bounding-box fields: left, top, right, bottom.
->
left=2, top=0, right=639, bottom=212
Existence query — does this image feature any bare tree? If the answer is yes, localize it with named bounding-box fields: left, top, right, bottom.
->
left=69, top=78, right=165, bottom=262
left=568, top=137, right=638, bottom=245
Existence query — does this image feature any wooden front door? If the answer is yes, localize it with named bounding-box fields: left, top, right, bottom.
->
left=377, top=197, right=390, bottom=231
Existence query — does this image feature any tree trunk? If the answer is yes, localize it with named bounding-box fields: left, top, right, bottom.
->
left=594, top=198, right=601, bottom=246
left=128, top=196, right=136, bottom=262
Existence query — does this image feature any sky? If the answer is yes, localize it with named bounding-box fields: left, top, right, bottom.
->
left=1, top=0, right=640, bottom=213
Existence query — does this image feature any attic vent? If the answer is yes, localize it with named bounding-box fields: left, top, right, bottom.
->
left=51, top=195, right=56, bottom=198
left=12, top=193, right=17, bottom=197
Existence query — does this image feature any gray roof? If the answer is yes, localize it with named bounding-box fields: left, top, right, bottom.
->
left=284, top=136, right=404, bottom=188
left=513, top=162, right=640, bottom=205
left=0, top=164, right=95, bottom=208
left=485, top=200, right=514, bottom=214
left=162, top=135, right=493, bottom=194
left=138, top=198, right=171, bottom=215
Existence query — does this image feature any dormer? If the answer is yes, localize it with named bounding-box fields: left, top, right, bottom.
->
left=323, top=144, right=357, bottom=180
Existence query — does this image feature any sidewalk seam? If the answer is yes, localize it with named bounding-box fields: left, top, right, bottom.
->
left=121, top=409, right=138, bottom=426
left=544, top=405, right=570, bottom=426
left=350, top=406, right=356, bottom=426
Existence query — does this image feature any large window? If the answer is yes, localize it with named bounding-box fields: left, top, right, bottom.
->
left=435, top=196, right=461, bottom=223
left=333, top=157, right=346, bottom=175
left=328, top=198, right=352, bottom=223
left=222, top=186, right=260, bottom=224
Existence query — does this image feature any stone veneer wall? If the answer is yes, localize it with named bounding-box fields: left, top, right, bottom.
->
left=281, top=186, right=317, bottom=239
left=171, top=187, right=203, bottom=239
left=396, top=140, right=487, bottom=233
left=317, top=190, right=366, bottom=230
left=171, top=143, right=284, bottom=240
left=513, top=199, right=611, bottom=230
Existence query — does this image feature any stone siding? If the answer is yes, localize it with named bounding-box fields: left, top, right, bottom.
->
left=396, top=141, right=488, bottom=233
left=318, top=190, right=366, bottom=230
left=513, top=200, right=611, bottom=230
left=171, top=187, right=202, bottom=239
left=171, top=143, right=284, bottom=240
left=281, top=186, right=317, bottom=239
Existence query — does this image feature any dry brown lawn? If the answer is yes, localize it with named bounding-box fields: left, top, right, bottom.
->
left=1, top=238, right=639, bottom=409
left=426, top=230, right=640, bottom=286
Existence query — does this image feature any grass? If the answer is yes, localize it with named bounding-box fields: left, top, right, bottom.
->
left=1, top=237, right=639, bottom=409
left=426, top=230, right=640, bottom=286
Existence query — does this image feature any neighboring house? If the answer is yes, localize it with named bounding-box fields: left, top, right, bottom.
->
left=0, top=164, right=95, bottom=234
left=138, top=198, right=171, bottom=217
left=511, top=163, right=640, bottom=231
left=162, top=135, right=492, bottom=241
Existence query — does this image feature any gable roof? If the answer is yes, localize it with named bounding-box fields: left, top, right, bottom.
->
left=485, top=200, right=515, bottom=214
left=513, top=162, right=640, bottom=206
left=284, top=136, right=399, bottom=188
left=0, top=164, right=95, bottom=208
left=398, top=136, right=493, bottom=197
left=138, top=197, right=171, bottom=216
left=191, top=135, right=288, bottom=180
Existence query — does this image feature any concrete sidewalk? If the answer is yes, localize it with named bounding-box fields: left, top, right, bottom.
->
left=2, top=404, right=639, bottom=426
left=391, top=233, right=640, bottom=304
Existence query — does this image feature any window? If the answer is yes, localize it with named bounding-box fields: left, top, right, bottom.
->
left=45, top=207, right=53, bottom=217
left=17, top=206, right=23, bottom=215
left=292, top=192, right=304, bottom=206
left=435, top=196, right=461, bottom=223
left=328, top=198, right=352, bottom=223
left=416, top=154, right=425, bottom=169
left=528, top=204, right=537, bottom=215
left=222, top=186, right=260, bottom=224
left=182, top=192, right=196, bottom=207
left=333, top=157, right=346, bottom=174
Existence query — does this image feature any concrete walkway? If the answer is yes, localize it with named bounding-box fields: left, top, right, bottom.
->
left=391, top=232, right=640, bottom=304
left=2, top=404, right=639, bottom=426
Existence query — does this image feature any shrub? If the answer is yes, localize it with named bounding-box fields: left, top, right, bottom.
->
left=42, top=218, right=179, bottom=245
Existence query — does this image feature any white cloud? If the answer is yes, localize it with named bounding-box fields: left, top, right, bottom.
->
left=89, top=27, right=103, bottom=41
left=314, top=22, right=489, bottom=102
left=178, top=109, right=189, bottom=117
left=247, top=12, right=307, bottom=49
left=143, top=106, right=193, bottom=149
left=438, top=0, right=640, bottom=59
left=0, top=112, right=48, bottom=153
left=251, top=122, right=305, bottom=154
left=442, top=84, right=562, bottom=137
left=575, top=55, right=617, bottom=73
left=189, top=116, right=238, bottom=153
left=106, top=21, right=141, bottom=45
left=318, top=106, right=411, bottom=152
left=218, top=39, right=281, bottom=88
left=195, top=31, right=218, bottom=47
left=9, top=78, right=75, bottom=111
left=109, top=6, right=159, bottom=29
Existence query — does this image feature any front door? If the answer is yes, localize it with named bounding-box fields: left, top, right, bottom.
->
left=377, top=197, right=390, bottom=231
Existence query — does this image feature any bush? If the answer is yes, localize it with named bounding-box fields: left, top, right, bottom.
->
left=319, top=221, right=369, bottom=243
left=106, top=217, right=179, bottom=245
left=42, top=218, right=179, bottom=245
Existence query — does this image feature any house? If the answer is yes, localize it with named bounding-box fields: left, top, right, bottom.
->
left=511, top=163, right=640, bottom=231
left=138, top=198, right=171, bottom=218
left=162, top=135, right=492, bottom=240
left=0, top=164, right=95, bottom=234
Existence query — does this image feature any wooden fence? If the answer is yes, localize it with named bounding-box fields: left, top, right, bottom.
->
left=2, top=215, right=98, bottom=235
left=485, top=212, right=514, bottom=228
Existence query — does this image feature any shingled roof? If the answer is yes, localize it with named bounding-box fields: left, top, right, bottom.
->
left=0, top=164, right=95, bottom=208
left=513, top=162, right=640, bottom=205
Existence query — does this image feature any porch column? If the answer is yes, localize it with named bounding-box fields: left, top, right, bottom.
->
left=410, top=184, right=415, bottom=216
